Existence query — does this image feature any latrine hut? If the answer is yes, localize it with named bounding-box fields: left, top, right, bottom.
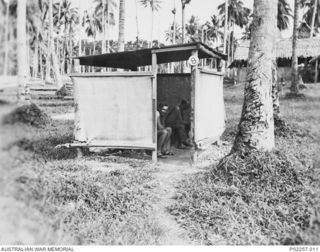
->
left=70, top=42, right=227, bottom=161
left=230, top=37, right=320, bottom=83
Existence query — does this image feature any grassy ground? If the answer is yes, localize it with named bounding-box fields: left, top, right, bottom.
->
left=169, top=84, right=320, bottom=245
left=0, top=83, right=319, bottom=245
left=0, top=104, right=164, bottom=245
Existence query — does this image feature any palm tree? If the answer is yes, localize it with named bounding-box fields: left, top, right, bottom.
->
left=290, top=0, right=300, bottom=95
left=185, top=15, right=201, bottom=42
left=278, top=0, right=292, bottom=30
left=218, top=0, right=251, bottom=74
left=140, top=0, right=162, bottom=47
left=54, top=0, right=79, bottom=73
left=301, top=0, right=320, bottom=36
left=118, top=0, right=125, bottom=52
left=94, top=0, right=117, bottom=53
left=232, top=0, right=277, bottom=153
left=206, top=15, right=224, bottom=44
left=165, top=22, right=182, bottom=44
left=83, top=11, right=102, bottom=55
left=181, top=0, right=191, bottom=43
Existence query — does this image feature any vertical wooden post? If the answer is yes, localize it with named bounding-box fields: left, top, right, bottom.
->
left=315, top=59, right=319, bottom=84
left=152, top=52, right=158, bottom=162
left=190, top=49, right=199, bottom=163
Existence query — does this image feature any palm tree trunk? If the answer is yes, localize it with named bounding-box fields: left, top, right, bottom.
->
left=45, top=31, right=51, bottom=83
left=118, top=0, right=125, bottom=52
left=32, top=30, right=39, bottom=78
left=182, top=5, right=185, bottom=43
left=290, top=0, right=299, bottom=94
left=135, top=0, right=140, bottom=48
left=222, top=0, right=228, bottom=72
left=232, top=0, right=277, bottom=153
left=3, top=0, right=10, bottom=76
left=102, top=0, right=106, bottom=54
left=272, top=59, right=281, bottom=122
left=39, top=46, right=43, bottom=80
left=48, top=0, right=63, bottom=88
left=150, top=8, right=154, bottom=47
left=310, top=0, right=318, bottom=37
left=17, top=0, right=28, bottom=102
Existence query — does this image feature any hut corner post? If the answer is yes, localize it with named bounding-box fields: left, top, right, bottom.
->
left=152, top=53, right=158, bottom=162
left=190, top=49, right=199, bottom=163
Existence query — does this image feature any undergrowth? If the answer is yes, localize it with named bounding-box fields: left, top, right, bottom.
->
left=169, top=151, right=320, bottom=245
left=3, top=103, right=51, bottom=127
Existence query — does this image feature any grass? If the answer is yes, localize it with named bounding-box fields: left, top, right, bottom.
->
left=1, top=83, right=319, bottom=245
left=0, top=105, right=163, bottom=245
left=168, top=84, right=320, bottom=245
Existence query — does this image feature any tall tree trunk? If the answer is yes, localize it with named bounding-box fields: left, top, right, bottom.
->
left=118, top=0, right=125, bottom=52
left=3, top=0, right=10, bottom=76
left=102, top=0, right=106, bottom=54
left=310, top=0, right=318, bottom=37
left=232, top=0, right=277, bottom=153
left=48, top=0, right=63, bottom=88
left=134, top=0, right=140, bottom=48
left=222, top=0, right=228, bottom=72
left=32, top=30, right=39, bottom=78
left=181, top=5, right=185, bottom=43
left=17, top=0, right=28, bottom=102
left=39, top=46, right=43, bottom=80
left=272, top=59, right=281, bottom=122
left=150, top=9, right=154, bottom=47
left=290, top=0, right=299, bottom=94
left=45, top=31, right=51, bottom=83
left=68, top=26, right=72, bottom=73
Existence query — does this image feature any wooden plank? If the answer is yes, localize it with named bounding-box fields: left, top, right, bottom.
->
left=152, top=52, right=158, bottom=162
left=56, top=142, right=156, bottom=150
left=69, top=72, right=153, bottom=78
left=199, top=68, right=225, bottom=76
left=190, top=49, right=199, bottom=151
left=151, top=45, right=198, bottom=54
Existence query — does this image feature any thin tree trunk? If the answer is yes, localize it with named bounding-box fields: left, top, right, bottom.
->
left=222, top=0, right=228, bottom=72
left=39, top=46, right=43, bottom=80
left=17, top=0, right=28, bottom=102
left=48, top=0, right=63, bottom=88
left=150, top=9, right=154, bottom=47
left=272, top=59, right=281, bottom=123
left=102, top=0, right=106, bottom=54
left=135, top=0, right=140, bottom=48
left=118, top=0, right=125, bottom=52
left=106, top=0, right=110, bottom=53
left=32, top=30, right=39, bottom=78
left=291, top=0, right=299, bottom=94
left=3, top=0, right=10, bottom=76
left=182, top=5, right=185, bottom=43
left=232, top=0, right=277, bottom=153
left=310, top=0, right=318, bottom=37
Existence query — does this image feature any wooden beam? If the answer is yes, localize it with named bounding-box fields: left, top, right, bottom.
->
left=70, top=72, right=153, bottom=77
left=151, top=45, right=198, bottom=54
left=190, top=49, right=199, bottom=162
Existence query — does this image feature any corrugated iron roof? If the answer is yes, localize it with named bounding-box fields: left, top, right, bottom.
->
left=75, top=42, right=227, bottom=69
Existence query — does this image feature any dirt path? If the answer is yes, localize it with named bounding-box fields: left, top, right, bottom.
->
left=151, top=150, right=210, bottom=245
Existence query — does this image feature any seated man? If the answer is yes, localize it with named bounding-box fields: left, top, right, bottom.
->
left=157, top=104, right=173, bottom=158
left=164, top=99, right=193, bottom=149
